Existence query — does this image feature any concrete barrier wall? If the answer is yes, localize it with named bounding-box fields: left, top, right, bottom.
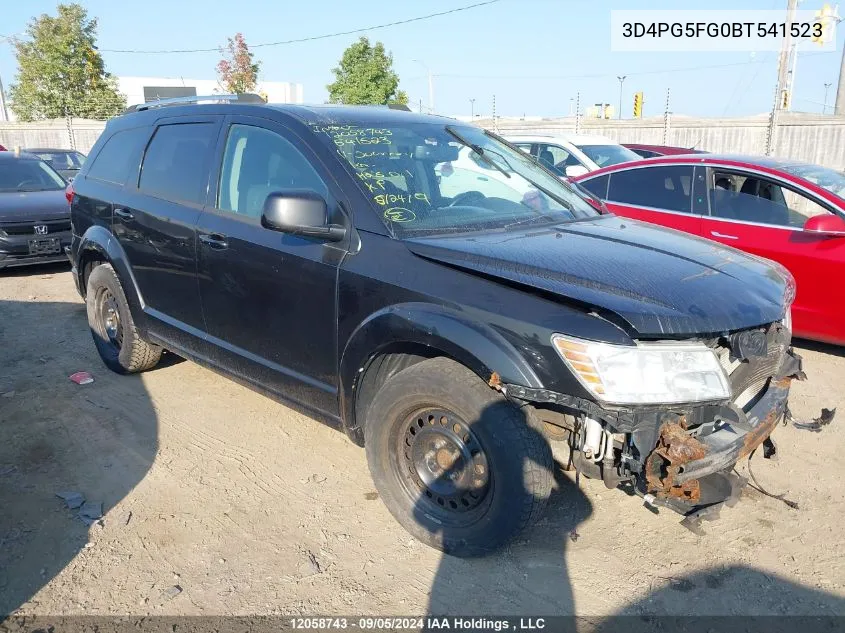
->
left=483, top=113, right=845, bottom=171
left=0, top=120, right=106, bottom=154
left=2, top=114, right=845, bottom=170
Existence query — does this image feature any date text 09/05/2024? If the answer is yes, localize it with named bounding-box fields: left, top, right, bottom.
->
left=621, top=21, right=823, bottom=39
left=288, top=617, right=547, bottom=631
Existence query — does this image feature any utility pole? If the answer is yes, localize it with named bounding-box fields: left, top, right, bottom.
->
left=837, top=44, right=845, bottom=114
left=776, top=0, right=799, bottom=111
left=469, top=98, right=475, bottom=118
left=0, top=72, right=8, bottom=122
left=617, top=75, right=626, bottom=119
left=824, top=82, right=833, bottom=113
left=413, top=60, right=434, bottom=113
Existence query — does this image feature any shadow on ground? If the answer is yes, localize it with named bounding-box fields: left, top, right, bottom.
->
left=0, top=297, right=158, bottom=615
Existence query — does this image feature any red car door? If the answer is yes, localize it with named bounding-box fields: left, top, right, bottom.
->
left=701, top=167, right=845, bottom=344
left=583, top=164, right=706, bottom=236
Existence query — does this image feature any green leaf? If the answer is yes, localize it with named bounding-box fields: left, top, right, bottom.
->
left=8, top=3, right=126, bottom=121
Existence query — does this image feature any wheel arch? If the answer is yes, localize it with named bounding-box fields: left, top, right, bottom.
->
left=339, top=302, right=543, bottom=446
left=76, top=225, right=145, bottom=320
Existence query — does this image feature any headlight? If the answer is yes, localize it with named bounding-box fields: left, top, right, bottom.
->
left=551, top=334, right=731, bottom=405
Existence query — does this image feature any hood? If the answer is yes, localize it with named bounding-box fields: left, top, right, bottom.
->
left=405, top=216, right=788, bottom=337
left=0, top=189, right=69, bottom=223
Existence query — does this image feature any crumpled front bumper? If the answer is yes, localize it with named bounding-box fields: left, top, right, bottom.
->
left=643, top=348, right=802, bottom=508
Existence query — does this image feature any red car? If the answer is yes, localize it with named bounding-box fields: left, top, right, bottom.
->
left=573, top=155, right=845, bottom=345
left=623, top=143, right=707, bottom=159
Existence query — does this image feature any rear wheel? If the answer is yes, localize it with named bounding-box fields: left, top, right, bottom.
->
left=364, top=357, right=553, bottom=557
left=86, top=263, right=162, bottom=374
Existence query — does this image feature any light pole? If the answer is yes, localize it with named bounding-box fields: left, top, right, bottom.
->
left=413, top=59, right=434, bottom=113
left=617, top=75, right=626, bottom=119
left=469, top=98, right=475, bottom=118
left=824, top=82, right=833, bottom=114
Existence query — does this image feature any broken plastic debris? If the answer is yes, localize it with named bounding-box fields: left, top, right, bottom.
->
left=56, top=491, right=86, bottom=509
left=163, top=585, right=182, bottom=600
left=69, top=372, right=94, bottom=385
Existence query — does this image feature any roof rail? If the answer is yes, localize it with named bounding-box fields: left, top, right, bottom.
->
left=124, top=93, right=266, bottom=114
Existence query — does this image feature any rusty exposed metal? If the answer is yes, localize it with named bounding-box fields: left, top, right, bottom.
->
left=645, top=418, right=708, bottom=503
left=488, top=371, right=503, bottom=390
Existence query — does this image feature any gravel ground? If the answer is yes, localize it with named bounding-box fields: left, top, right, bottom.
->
left=1, top=264, right=843, bottom=618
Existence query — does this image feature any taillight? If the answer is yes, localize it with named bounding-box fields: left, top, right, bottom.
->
left=65, top=182, right=75, bottom=206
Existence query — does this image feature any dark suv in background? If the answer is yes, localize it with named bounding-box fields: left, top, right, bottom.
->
left=68, top=95, right=802, bottom=556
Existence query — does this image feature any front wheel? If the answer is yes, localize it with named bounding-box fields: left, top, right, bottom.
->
left=364, top=357, right=553, bottom=557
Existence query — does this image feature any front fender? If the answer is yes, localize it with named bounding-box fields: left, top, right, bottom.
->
left=338, top=302, right=543, bottom=437
left=76, top=225, right=145, bottom=321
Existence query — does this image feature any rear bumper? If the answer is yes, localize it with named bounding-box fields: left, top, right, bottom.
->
left=0, top=231, right=72, bottom=270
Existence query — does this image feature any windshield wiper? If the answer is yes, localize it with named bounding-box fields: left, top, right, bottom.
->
left=503, top=213, right=563, bottom=230
left=445, top=126, right=511, bottom=179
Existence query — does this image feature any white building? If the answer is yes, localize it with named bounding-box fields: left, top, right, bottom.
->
left=117, top=76, right=304, bottom=107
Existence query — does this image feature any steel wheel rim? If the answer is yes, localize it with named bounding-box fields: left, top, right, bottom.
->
left=398, top=407, right=491, bottom=514
left=96, top=288, right=123, bottom=350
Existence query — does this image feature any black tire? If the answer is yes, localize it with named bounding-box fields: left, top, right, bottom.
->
left=364, top=357, right=553, bottom=557
left=86, top=263, right=162, bottom=374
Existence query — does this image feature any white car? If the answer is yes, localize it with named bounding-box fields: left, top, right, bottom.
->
left=506, top=134, right=641, bottom=178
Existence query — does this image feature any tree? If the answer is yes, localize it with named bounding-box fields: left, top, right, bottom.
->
left=9, top=4, right=125, bottom=121
left=327, top=37, right=408, bottom=106
left=216, top=33, right=261, bottom=94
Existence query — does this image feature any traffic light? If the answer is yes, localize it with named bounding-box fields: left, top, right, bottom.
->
left=782, top=89, right=790, bottom=109
left=813, top=4, right=839, bottom=45
left=633, top=92, right=643, bottom=118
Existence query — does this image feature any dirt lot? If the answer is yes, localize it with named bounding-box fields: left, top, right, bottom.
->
left=1, top=264, right=844, bottom=618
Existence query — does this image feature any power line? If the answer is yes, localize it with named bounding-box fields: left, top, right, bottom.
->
left=430, top=50, right=837, bottom=81
left=97, top=1, right=501, bottom=54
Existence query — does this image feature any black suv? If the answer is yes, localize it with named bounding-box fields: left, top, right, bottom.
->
left=68, top=96, right=802, bottom=556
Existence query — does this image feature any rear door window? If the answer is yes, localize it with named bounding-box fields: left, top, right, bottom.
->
left=580, top=174, right=609, bottom=199
left=607, top=165, right=695, bottom=213
left=139, top=123, right=216, bottom=205
left=86, top=127, right=150, bottom=185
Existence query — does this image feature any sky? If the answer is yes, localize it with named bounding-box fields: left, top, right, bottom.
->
left=0, top=0, right=843, bottom=119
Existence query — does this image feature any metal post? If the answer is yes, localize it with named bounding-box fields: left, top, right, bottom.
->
left=575, top=92, right=581, bottom=134
left=786, top=42, right=798, bottom=110
left=824, top=82, right=833, bottom=113
left=617, top=76, right=626, bottom=119
left=776, top=0, right=799, bottom=111
left=836, top=42, right=845, bottom=115
left=766, top=81, right=780, bottom=155
left=492, top=94, right=498, bottom=133
left=0, top=72, right=8, bottom=122
left=662, top=88, right=671, bottom=145
left=65, top=108, right=76, bottom=150
left=470, top=98, right=475, bottom=118
left=427, top=71, right=435, bottom=114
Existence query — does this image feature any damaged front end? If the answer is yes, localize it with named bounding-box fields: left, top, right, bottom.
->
left=498, top=321, right=806, bottom=523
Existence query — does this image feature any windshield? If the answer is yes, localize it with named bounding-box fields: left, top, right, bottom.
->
left=33, top=151, right=85, bottom=170
left=310, top=121, right=598, bottom=237
left=576, top=144, right=641, bottom=168
left=0, top=159, right=66, bottom=192
left=780, top=163, right=845, bottom=199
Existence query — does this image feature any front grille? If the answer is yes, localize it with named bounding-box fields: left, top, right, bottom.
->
left=0, top=219, right=71, bottom=236
left=714, top=323, right=789, bottom=410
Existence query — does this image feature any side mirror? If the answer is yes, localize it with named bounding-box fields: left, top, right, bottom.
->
left=565, top=165, right=589, bottom=178
left=803, top=214, right=845, bottom=237
left=261, top=190, right=346, bottom=242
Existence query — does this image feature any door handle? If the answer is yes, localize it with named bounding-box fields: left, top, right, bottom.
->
left=198, top=233, right=228, bottom=249
left=711, top=230, right=738, bottom=240
left=114, top=208, right=134, bottom=220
